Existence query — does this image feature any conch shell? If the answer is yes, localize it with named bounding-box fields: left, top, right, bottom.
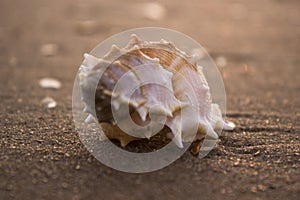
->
left=79, top=34, right=234, bottom=155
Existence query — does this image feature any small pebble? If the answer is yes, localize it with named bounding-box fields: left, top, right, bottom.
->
left=216, top=56, right=227, bottom=68
left=41, top=97, right=57, bottom=109
left=249, top=162, right=255, bottom=168
left=39, top=78, right=61, bottom=89
left=254, top=150, right=260, bottom=156
left=233, top=160, right=240, bottom=166
left=251, top=186, right=257, bottom=193
left=75, top=20, right=97, bottom=35
left=40, top=43, right=58, bottom=57
left=226, top=121, right=236, bottom=130
left=140, top=2, right=166, bottom=20
left=257, top=184, right=266, bottom=191
left=190, top=48, right=206, bottom=60
left=75, top=164, right=80, bottom=170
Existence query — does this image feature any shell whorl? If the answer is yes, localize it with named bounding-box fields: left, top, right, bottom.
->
left=79, top=34, right=234, bottom=150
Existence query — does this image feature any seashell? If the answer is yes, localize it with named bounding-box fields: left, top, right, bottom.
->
left=41, top=96, right=57, bottom=109
left=39, top=77, right=61, bottom=89
left=79, top=34, right=235, bottom=155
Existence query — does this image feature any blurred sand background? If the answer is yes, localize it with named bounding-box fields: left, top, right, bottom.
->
left=0, top=0, right=299, bottom=199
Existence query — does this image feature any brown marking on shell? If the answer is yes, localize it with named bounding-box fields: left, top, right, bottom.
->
left=95, top=48, right=187, bottom=121
left=190, top=139, right=204, bottom=156
left=100, top=122, right=137, bottom=147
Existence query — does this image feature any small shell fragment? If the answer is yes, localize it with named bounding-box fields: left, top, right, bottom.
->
left=41, top=97, right=57, bottom=109
left=224, top=121, right=236, bottom=130
left=39, top=78, right=61, bottom=89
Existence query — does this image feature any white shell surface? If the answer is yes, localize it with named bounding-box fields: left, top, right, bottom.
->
left=79, top=34, right=234, bottom=149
